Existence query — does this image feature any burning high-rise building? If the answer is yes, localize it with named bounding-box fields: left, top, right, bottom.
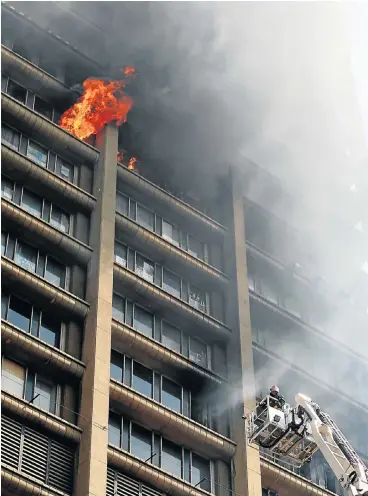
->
left=1, top=3, right=367, bottom=496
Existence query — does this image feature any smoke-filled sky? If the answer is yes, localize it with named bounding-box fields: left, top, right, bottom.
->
left=7, top=1, right=368, bottom=408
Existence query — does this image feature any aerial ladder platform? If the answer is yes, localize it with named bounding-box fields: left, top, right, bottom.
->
left=245, top=393, right=368, bottom=496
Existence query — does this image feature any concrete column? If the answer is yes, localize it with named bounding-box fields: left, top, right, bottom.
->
left=224, top=167, right=262, bottom=496
left=75, top=123, right=118, bottom=496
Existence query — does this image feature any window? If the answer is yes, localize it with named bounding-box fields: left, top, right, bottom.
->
left=189, top=338, right=207, bottom=368
left=188, top=285, right=206, bottom=313
left=132, top=362, right=153, bottom=398
left=133, top=305, right=153, bottom=337
left=191, top=453, right=211, bottom=491
left=130, top=423, right=152, bottom=460
left=2, top=358, right=25, bottom=397
left=162, top=377, right=182, bottom=413
left=7, top=79, right=27, bottom=104
left=39, top=313, right=60, bottom=347
left=27, top=141, right=48, bottom=167
left=33, top=375, right=57, bottom=413
left=108, top=412, right=122, bottom=447
left=163, top=269, right=181, bottom=298
left=188, top=235, right=205, bottom=261
left=50, top=205, right=70, bottom=233
left=7, top=295, right=32, bottom=332
left=45, top=257, right=66, bottom=288
left=135, top=253, right=154, bottom=283
left=161, top=439, right=182, bottom=478
left=1, top=177, right=14, bottom=200
left=21, top=189, right=43, bottom=218
left=112, top=294, right=125, bottom=322
left=161, top=321, right=181, bottom=353
left=110, top=351, right=124, bottom=382
left=55, top=157, right=74, bottom=182
left=137, top=204, right=154, bottom=231
left=115, top=242, right=127, bottom=267
left=162, top=220, right=180, bottom=246
left=14, top=241, right=37, bottom=273
left=1, top=232, right=6, bottom=255
left=34, top=96, right=53, bottom=120
left=2, top=125, right=20, bottom=150
left=116, top=193, right=129, bottom=216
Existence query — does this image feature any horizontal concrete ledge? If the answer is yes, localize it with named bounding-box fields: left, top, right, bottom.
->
left=260, top=458, right=336, bottom=496
left=113, top=264, right=231, bottom=341
left=1, top=45, right=74, bottom=105
left=110, top=380, right=236, bottom=460
left=2, top=320, right=84, bottom=379
left=111, top=320, right=225, bottom=386
left=2, top=92, right=99, bottom=166
left=117, top=164, right=227, bottom=241
left=107, top=446, right=211, bottom=496
left=115, top=213, right=228, bottom=290
left=2, top=392, right=82, bottom=444
left=2, top=257, right=89, bottom=320
left=2, top=465, right=67, bottom=496
left=2, top=199, right=92, bottom=266
left=2, top=144, right=96, bottom=213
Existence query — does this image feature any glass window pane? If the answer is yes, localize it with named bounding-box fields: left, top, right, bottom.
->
left=27, top=141, right=48, bottom=167
left=116, top=193, right=129, bottom=216
left=45, top=257, right=66, bottom=287
left=188, top=235, right=205, bottom=261
left=14, top=241, right=37, bottom=273
left=1, top=177, right=14, bottom=200
left=1, top=125, right=20, bottom=150
left=133, top=305, right=153, bottom=337
left=162, top=220, right=180, bottom=246
left=112, top=294, right=125, bottom=322
left=108, top=412, right=122, bottom=447
left=161, top=439, right=182, bottom=478
left=8, top=295, right=32, bottom=332
left=1, top=231, right=7, bottom=255
left=189, top=285, right=206, bottom=313
left=162, top=377, right=182, bottom=413
left=189, top=338, right=207, bottom=368
left=34, top=96, right=53, bottom=120
left=21, top=189, right=42, bottom=218
left=163, top=269, right=181, bottom=298
left=50, top=205, right=70, bottom=233
left=191, top=453, right=211, bottom=491
left=161, top=321, right=181, bottom=353
left=2, top=358, right=25, bottom=397
left=115, top=242, right=127, bottom=267
left=137, top=204, right=154, bottom=231
left=34, top=376, right=56, bottom=413
left=130, top=423, right=152, bottom=460
left=39, top=313, right=60, bottom=347
left=111, top=350, right=123, bottom=382
left=55, top=157, right=74, bottom=182
left=136, top=254, right=154, bottom=283
left=132, top=362, right=153, bottom=398
left=7, top=79, right=27, bottom=104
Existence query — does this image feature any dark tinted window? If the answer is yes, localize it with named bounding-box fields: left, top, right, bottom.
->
left=132, top=362, right=153, bottom=398
left=7, top=79, right=27, bottom=103
left=7, top=295, right=32, bottom=331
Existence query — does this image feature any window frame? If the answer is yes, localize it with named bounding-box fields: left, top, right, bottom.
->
left=26, top=138, right=50, bottom=168
left=6, top=78, right=28, bottom=105
left=33, top=94, right=55, bottom=121
left=161, top=319, right=182, bottom=354
left=1, top=123, right=21, bottom=151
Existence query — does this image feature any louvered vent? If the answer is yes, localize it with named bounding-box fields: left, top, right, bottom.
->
left=48, top=439, right=74, bottom=494
left=107, top=467, right=165, bottom=496
left=1, top=415, right=22, bottom=470
left=1, top=415, right=75, bottom=494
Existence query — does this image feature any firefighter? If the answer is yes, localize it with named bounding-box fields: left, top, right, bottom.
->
left=269, top=385, right=285, bottom=409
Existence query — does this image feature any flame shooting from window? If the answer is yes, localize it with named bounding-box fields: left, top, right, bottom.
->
left=117, top=149, right=139, bottom=171
left=59, top=66, right=135, bottom=141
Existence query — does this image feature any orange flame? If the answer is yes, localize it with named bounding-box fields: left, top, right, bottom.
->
left=59, top=66, right=134, bottom=141
left=122, top=66, right=136, bottom=77
left=128, top=157, right=137, bottom=170
left=117, top=150, right=124, bottom=164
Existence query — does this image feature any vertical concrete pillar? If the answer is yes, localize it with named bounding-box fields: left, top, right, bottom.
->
left=224, top=167, right=262, bottom=496
left=75, top=123, right=118, bottom=496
